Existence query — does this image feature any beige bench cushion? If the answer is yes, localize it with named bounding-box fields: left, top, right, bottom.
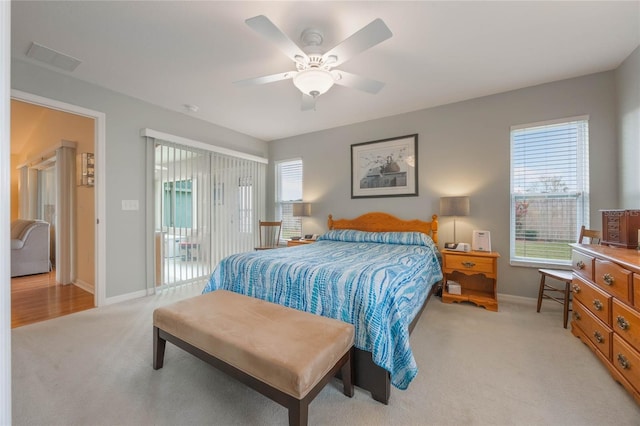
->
left=153, top=290, right=355, bottom=399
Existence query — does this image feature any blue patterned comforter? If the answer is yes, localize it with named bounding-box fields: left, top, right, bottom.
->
left=203, top=230, right=443, bottom=389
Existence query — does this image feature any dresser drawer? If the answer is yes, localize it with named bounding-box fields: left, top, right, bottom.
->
left=573, top=300, right=612, bottom=360
left=444, top=254, right=495, bottom=275
left=635, top=274, right=640, bottom=310
left=613, top=299, right=640, bottom=349
left=572, top=275, right=611, bottom=325
left=572, top=250, right=594, bottom=281
left=613, top=334, right=640, bottom=392
left=595, top=259, right=632, bottom=303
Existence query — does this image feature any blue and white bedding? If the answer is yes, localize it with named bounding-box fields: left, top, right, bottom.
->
left=203, top=229, right=443, bottom=389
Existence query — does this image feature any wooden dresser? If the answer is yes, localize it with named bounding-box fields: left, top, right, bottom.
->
left=570, top=243, right=640, bottom=404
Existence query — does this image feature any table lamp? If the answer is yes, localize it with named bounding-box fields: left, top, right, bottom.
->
left=440, top=196, right=470, bottom=243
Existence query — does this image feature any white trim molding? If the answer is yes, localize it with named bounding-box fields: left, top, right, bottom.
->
left=1, top=2, right=12, bottom=422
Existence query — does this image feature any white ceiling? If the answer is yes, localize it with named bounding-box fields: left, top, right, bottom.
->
left=11, top=1, right=640, bottom=142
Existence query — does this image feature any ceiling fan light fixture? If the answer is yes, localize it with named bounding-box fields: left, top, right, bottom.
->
left=293, top=68, right=334, bottom=97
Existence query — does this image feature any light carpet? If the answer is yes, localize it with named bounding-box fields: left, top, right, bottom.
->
left=11, top=284, right=640, bottom=425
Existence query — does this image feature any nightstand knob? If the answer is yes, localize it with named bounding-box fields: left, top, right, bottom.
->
left=572, top=284, right=581, bottom=293
left=461, top=261, right=476, bottom=268
left=602, top=273, right=614, bottom=285
left=592, top=299, right=603, bottom=311
left=576, top=260, right=585, bottom=270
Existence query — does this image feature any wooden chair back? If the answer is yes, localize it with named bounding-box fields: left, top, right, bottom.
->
left=255, top=221, right=282, bottom=250
left=578, top=226, right=601, bottom=244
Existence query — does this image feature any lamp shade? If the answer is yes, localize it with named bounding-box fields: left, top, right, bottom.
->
left=440, top=196, right=470, bottom=217
left=292, top=202, right=311, bottom=217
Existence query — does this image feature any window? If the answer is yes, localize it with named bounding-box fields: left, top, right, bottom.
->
left=510, top=116, right=589, bottom=266
left=276, top=159, right=303, bottom=241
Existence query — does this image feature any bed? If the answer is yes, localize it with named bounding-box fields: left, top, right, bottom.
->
left=202, top=212, right=443, bottom=404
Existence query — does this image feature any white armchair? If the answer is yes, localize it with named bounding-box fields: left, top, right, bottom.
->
left=11, top=219, right=51, bottom=277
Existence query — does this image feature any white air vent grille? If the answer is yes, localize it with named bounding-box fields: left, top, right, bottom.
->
left=26, top=42, right=81, bottom=72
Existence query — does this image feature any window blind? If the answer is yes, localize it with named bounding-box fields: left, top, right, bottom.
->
left=510, top=116, right=589, bottom=266
left=276, top=159, right=303, bottom=241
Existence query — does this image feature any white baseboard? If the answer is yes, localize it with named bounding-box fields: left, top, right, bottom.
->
left=73, top=279, right=94, bottom=294
left=104, top=289, right=148, bottom=306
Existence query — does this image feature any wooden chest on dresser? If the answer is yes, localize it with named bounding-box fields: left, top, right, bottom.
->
left=570, top=243, right=640, bottom=405
left=601, top=209, right=640, bottom=249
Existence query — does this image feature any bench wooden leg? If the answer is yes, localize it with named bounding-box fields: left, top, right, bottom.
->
left=153, top=326, right=166, bottom=370
left=342, top=347, right=354, bottom=397
left=288, top=399, right=308, bottom=426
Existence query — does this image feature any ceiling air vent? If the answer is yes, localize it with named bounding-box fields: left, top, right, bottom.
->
left=26, top=42, right=82, bottom=72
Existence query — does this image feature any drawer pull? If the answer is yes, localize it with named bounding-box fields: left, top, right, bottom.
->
left=602, top=273, right=614, bottom=285
left=593, top=331, right=604, bottom=344
left=572, top=284, right=581, bottom=293
left=592, top=299, right=603, bottom=311
left=616, top=315, right=630, bottom=331
left=461, top=261, right=476, bottom=268
left=573, top=311, right=581, bottom=320
left=617, top=353, right=630, bottom=370
left=576, top=260, right=585, bottom=270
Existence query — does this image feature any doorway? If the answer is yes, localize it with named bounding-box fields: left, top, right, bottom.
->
left=10, top=90, right=106, bottom=313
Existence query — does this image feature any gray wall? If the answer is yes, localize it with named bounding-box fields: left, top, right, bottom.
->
left=616, top=46, right=640, bottom=208
left=269, top=72, right=619, bottom=299
left=12, top=59, right=267, bottom=299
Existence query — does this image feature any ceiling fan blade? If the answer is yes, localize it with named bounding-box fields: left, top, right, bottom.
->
left=301, top=94, right=316, bottom=111
left=245, top=15, right=309, bottom=64
left=332, top=70, right=385, bottom=94
left=234, top=71, right=296, bottom=87
left=322, top=18, right=392, bottom=67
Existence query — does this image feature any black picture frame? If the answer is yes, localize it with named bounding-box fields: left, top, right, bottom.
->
left=351, top=134, right=418, bottom=199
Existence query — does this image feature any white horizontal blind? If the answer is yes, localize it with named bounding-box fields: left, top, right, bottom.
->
left=510, top=116, right=589, bottom=266
left=276, top=159, right=303, bottom=241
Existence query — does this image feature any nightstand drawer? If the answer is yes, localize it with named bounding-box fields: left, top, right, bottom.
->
left=573, top=300, right=612, bottom=360
left=613, top=299, right=640, bottom=349
left=444, top=254, right=495, bottom=275
left=572, top=275, right=611, bottom=326
left=595, top=259, right=632, bottom=303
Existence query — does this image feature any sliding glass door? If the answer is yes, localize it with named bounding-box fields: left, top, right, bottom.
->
left=148, top=136, right=266, bottom=290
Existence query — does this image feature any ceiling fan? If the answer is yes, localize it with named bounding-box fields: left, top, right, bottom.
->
left=235, top=15, right=392, bottom=111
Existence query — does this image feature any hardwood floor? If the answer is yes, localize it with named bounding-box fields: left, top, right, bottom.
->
left=11, top=270, right=95, bottom=328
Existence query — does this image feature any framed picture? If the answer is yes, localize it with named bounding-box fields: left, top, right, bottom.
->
left=351, top=134, right=418, bottom=198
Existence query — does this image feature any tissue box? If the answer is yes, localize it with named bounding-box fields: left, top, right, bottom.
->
left=447, top=281, right=461, bottom=295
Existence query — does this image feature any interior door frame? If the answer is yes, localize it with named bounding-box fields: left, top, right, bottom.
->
left=11, top=89, right=107, bottom=307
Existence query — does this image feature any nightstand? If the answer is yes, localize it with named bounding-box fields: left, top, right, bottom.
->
left=441, top=250, right=500, bottom=311
left=287, top=239, right=315, bottom=247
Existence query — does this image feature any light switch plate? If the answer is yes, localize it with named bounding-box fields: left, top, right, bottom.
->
left=122, top=200, right=139, bottom=211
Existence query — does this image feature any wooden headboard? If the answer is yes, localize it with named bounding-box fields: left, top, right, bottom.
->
left=327, top=212, right=438, bottom=244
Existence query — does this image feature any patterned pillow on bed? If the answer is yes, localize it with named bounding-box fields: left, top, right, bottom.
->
left=317, top=229, right=435, bottom=248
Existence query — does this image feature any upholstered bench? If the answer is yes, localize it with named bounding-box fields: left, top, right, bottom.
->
left=153, top=290, right=355, bottom=426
